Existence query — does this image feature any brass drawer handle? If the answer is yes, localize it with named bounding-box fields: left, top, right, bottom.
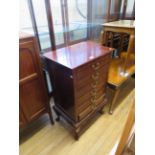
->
left=91, top=94, right=105, bottom=106
left=91, top=83, right=97, bottom=88
left=91, top=72, right=99, bottom=80
left=90, top=89, right=97, bottom=95
left=90, top=98, right=96, bottom=103
left=95, top=94, right=105, bottom=104
left=92, top=62, right=100, bottom=70
left=91, top=99, right=96, bottom=109
left=78, top=107, right=91, bottom=120
left=91, top=104, right=96, bottom=109
left=91, top=94, right=97, bottom=99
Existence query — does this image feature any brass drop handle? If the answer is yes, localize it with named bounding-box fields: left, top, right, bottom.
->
left=92, top=62, right=100, bottom=70
left=91, top=83, right=97, bottom=88
left=95, top=94, right=105, bottom=103
left=90, top=98, right=96, bottom=103
left=90, top=98, right=96, bottom=109
left=91, top=72, right=99, bottom=80
left=91, top=104, right=96, bottom=109
left=90, top=89, right=97, bottom=95
left=91, top=93, right=97, bottom=98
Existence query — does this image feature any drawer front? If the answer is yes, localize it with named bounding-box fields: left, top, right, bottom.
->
left=75, top=63, right=109, bottom=100
left=90, top=93, right=105, bottom=108
left=77, top=100, right=91, bottom=113
left=76, top=54, right=111, bottom=80
left=77, top=93, right=105, bottom=121
left=76, top=85, right=105, bottom=105
left=74, top=54, right=111, bottom=121
left=76, top=66, right=108, bottom=88
left=76, top=87, right=105, bottom=110
left=78, top=106, right=92, bottom=121
left=75, top=79, right=105, bottom=98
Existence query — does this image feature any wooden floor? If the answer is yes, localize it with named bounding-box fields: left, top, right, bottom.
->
left=20, top=89, right=135, bottom=155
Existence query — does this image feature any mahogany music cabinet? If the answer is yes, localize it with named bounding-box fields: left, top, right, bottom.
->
left=44, top=41, right=113, bottom=139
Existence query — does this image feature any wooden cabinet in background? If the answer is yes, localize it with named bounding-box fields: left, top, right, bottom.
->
left=19, top=106, right=27, bottom=128
left=19, top=33, right=54, bottom=128
left=44, top=41, right=113, bottom=139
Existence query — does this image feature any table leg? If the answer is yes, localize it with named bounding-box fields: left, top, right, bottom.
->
left=109, top=88, right=120, bottom=114
left=123, top=34, right=135, bottom=73
left=100, top=29, right=108, bottom=46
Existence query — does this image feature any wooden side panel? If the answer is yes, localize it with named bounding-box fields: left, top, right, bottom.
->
left=19, top=106, right=27, bottom=128
left=19, top=46, right=37, bottom=80
left=19, top=80, right=47, bottom=121
left=19, top=38, right=48, bottom=122
left=47, top=60, right=76, bottom=120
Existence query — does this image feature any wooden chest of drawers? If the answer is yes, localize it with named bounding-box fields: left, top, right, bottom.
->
left=44, top=41, right=113, bottom=139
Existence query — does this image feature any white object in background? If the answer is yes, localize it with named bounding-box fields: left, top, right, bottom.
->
left=45, top=70, right=52, bottom=93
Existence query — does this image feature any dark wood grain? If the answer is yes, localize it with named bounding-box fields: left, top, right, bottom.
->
left=44, top=41, right=114, bottom=69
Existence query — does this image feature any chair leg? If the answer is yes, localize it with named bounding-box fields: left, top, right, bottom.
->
left=109, top=88, right=120, bottom=115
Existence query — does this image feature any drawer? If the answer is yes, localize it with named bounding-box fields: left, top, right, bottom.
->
left=90, top=56, right=111, bottom=72
left=76, top=85, right=105, bottom=105
left=75, top=75, right=92, bottom=89
left=92, top=64, right=109, bottom=79
left=76, top=64, right=92, bottom=79
left=76, top=100, right=91, bottom=113
left=75, top=83, right=91, bottom=98
left=76, top=86, right=105, bottom=110
left=75, top=54, right=111, bottom=80
left=75, top=66, right=108, bottom=90
left=76, top=84, right=106, bottom=99
left=90, top=94, right=105, bottom=109
left=78, top=106, right=92, bottom=121
left=90, top=86, right=105, bottom=99
left=91, top=68, right=108, bottom=83
left=77, top=93, right=105, bottom=121
left=76, top=92, right=90, bottom=105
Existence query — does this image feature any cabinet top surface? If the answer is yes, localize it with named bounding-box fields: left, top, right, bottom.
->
left=19, top=32, right=34, bottom=40
left=102, top=20, right=135, bottom=28
left=43, top=41, right=113, bottom=69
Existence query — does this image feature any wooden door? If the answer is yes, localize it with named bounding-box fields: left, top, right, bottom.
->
left=19, top=38, right=48, bottom=122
